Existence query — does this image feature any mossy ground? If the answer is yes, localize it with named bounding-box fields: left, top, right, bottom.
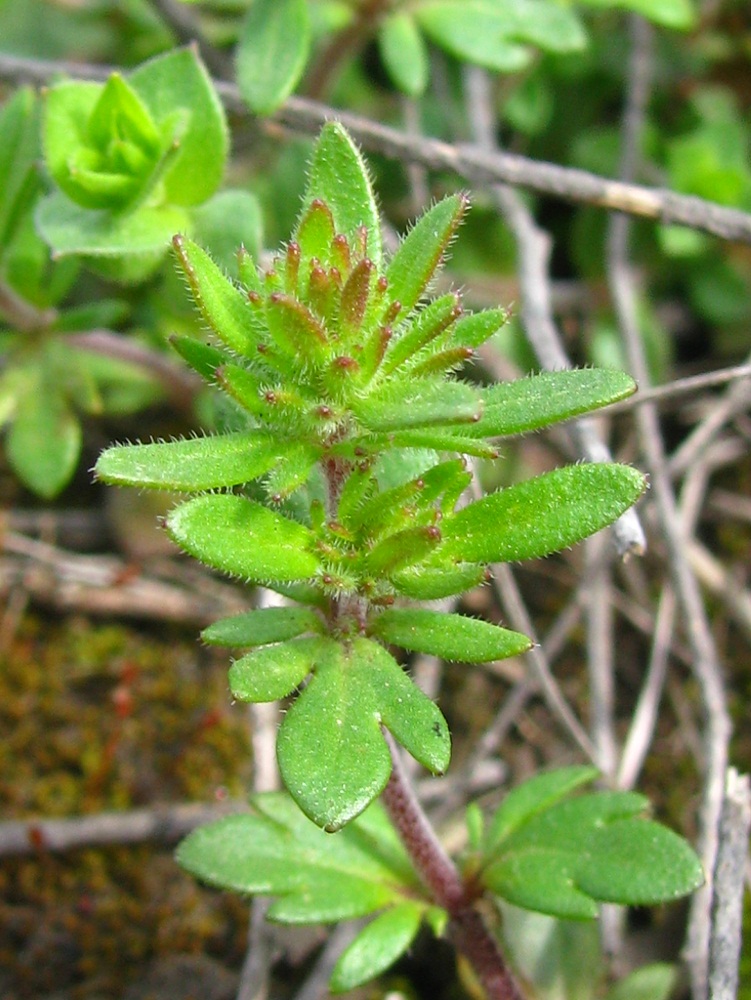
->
left=0, top=613, right=251, bottom=998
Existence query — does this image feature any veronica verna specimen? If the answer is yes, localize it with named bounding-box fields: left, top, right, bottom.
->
left=95, top=122, right=704, bottom=996
left=96, top=121, right=643, bottom=830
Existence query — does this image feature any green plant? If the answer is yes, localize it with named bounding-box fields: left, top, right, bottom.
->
left=95, top=122, right=703, bottom=998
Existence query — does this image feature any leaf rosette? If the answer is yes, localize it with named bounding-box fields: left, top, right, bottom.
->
left=37, top=48, right=228, bottom=274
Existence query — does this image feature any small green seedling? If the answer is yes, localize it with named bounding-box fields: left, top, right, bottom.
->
left=96, top=122, right=703, bottom=996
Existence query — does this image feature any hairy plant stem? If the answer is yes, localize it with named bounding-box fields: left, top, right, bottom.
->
left=382, top=732, right=523, bottom=1000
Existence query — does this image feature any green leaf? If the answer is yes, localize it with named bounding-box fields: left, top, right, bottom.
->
left=277, top=645, right=392, bottom=830
left=277, top=638, right=449, bottom=830
left=0, top=88, right=41, bottom=250
left=382, top=294, right=462, bottom=375
left=486, top=766, right=599, bottom=851
left=385, top=195, right=467, bottom=321
left=482, top=789, right=702, bottom=919
left=574, top=819, right=705, bottom=907
left=390, top=562, right=487, bottom=600
left=604, top=964, right=678, bottom=1000
left=229, top=636, right=331, bottom=702
left=169, top=335, right=227, bottom=381
left=378, top=12, right=429, bottom=97
left=509, top=1, right=587, bottom=53
left=330, top=903, right=424, bottom=992
left=487, top=847, right=600, bottom=919
left=130, top=47, right=228, bottom=205
left=468, top=369, right=637, bottom=438
left=265, top=293, right=328, bottom=361
left=303, top=122, right=382, bottom=268
left=43, top=80, right=142, bottom=211
left=202, top=606, right=322, bottom=646
left=35, top=191, right=188, bottom=260
left=371, top=609, right=532, bottom=662
left=449, top=307, right=509, bottom=349
left=382, top=429, right=500, bottom=459
left=166, top=494, right=321, bottom=582
left=416, top=2, right=532, bottom=72
left=6, top=382, right=81, bottom=498
left=367, top=639, right=450, bottom=775
left=294, top=197, right=336, bottom=265
left=353, top=379, right=481, bottom=432
left=438, top=464, right=646, bottom=564
left=236, top=0, right=311, bottom=115
left=95, top=431, right=282, bottom=491
left=498, top=904, right=603, bottom=1000
left=503, top=791, right=650, bottom=853
left=172, top=235, right=264, bottom=356
left=176, top=792, right=428, bottom=924
left=577, top=0, right=695, bottom=30
left=363, top=525, right=442, bottom=575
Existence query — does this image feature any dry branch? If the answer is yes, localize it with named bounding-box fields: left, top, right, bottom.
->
left=2, top=52, right=751, bottom=243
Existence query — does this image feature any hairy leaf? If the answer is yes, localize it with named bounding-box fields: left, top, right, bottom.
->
left=303, top=122, right=382, bottom=267
left=166, top=494, right=321, bottom=581
left=201, top=605, right=323, bottom=647
left=371, top=609, right=531, bottom=662
left=353, top=379, right=480, bottom=432
left=468, top=369, right=636, bottom=438
left=95, top=431, right=282, bottom=490
left=172, top=235, right=263, bottom=356
left=229, top=636, right=331, bottom=702
left=439, top=464, right=646, bottom=564
left=277, top=638, right=449, bottom=830
left=385, top=195, right=467, bottom=320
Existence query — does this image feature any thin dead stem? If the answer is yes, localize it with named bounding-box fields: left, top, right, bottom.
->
left=606, top=17, right=731, bottom=998
left=3, top=53, right=751, bottom=242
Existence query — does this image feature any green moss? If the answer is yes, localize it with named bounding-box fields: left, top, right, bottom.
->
left=0, top=613, right=252, bottom=997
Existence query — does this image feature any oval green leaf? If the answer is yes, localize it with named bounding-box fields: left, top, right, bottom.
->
left=202, top=606, right=322, bottom=646
left=468, top=369, right=637, bottom=439
left=378, top=13, right=429, bottom=97
left=439, top=464, right=646, bottom=564
left=277, top=644, right=392, bottom=831
left=371, top=609, right=532, bottom=662
left=229, top=637, right=331, bottom=702
left=575, top=819, right=705, bottom=906
left=416, top=2, right=532, bottom=72
left=95, top=431, right=282, bottom=491
left=166, top=494, right=321, bottom=582
left=236, top=0, right=310, bottom=115
left=130, top=47, right=228, bottom=205
left=330, top=903, right=424, bottom=993
left=7, top=384, right=81, bottom=499
left=486, top=766, right=599, bottom=851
